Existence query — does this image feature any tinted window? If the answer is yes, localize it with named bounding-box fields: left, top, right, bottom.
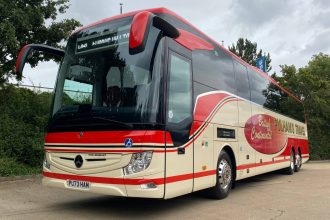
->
left=168, top=53, right=192, bottom=124
left=234, top=60, right=250, bottom=100
left=193, top=81, right=214, bottom=104
left=49, top=18, right=165, bottom=132
left=192, top=49, right=235, bottom=94
left=263, top=82, right=305, bottom=122
left=250, top=69, right=269, bottom=105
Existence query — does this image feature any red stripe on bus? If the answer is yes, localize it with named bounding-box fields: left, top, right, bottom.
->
left=43, top=170, right=216, bottom=186
left=237, top=158, right=291, bottom=170
left=45, top=130, right=172, bottom=145
left=194, top=169, right=217, bottom=178
left=43, top=171, right=125, bottom=185
left=45, top=148, right=146, bottom=153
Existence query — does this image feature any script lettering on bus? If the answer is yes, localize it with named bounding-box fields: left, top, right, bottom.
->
left=251, top=117, right=272, bottom=140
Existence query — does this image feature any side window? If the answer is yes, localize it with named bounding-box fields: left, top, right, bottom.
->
left=193, top=81, right=214, bottom=104
left=192, top=50, right=236, bottom=94
left=250, top=69, right=269, bottom=106
left=168, top=52, right=192, bottom=124
left=263, top=82, right=305, bottom=122
left=234, top=60, right=250, bottom=100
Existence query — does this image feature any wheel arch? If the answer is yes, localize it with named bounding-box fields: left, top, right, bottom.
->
left=298, top=146, right=301, bottom=154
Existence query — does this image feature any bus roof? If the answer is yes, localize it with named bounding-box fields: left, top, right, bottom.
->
left=73, top=7, right=303, bottom=105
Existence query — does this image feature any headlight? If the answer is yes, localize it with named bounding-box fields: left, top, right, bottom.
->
left=124, top=151, right=153, bottom=175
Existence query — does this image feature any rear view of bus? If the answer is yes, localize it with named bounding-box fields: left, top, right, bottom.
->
left=16, top=8, right=309, bottom=200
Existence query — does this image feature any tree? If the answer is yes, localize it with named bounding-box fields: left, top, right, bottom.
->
left=0, top=0, right=81, bottom=84
left=229, top=38, right=272, bottom=72
left=275, top=53, right=330, bottom=159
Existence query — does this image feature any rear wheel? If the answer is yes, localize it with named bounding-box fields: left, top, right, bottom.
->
left=294, top=151, right=302, bottom=172
left=207, top=151, right=234, bottom=199
left=285, top=150, right=295, bottom=175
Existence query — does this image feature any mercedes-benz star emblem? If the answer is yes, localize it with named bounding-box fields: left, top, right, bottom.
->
left=124, top=138, right=133, bottom=148
left=79, top=131, right=83, bottom=138
left=74, top=155, right=83, bottom=168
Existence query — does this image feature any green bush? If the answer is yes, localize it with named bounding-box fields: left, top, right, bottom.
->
left=0, top=156, right=41, bottom=176
left=0, top=84, right=52, bottom=172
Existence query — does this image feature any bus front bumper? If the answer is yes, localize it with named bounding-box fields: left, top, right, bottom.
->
left=42, top=172, right=164, bottom=199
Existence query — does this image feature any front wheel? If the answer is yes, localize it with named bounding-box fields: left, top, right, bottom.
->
left=207, top=151, right=234, bottom=199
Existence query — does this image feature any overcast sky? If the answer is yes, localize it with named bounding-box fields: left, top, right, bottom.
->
left=19, top=0, right=330, bottom=88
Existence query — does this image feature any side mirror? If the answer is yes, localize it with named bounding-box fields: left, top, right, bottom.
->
left=15, top=44, right=65, bottom=80
left=129, top=11, right=180, bottom=55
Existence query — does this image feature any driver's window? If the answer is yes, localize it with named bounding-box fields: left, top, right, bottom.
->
left=168, top=52, right=192, bottom=123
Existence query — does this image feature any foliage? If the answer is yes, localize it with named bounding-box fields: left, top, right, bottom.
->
left=274, top=53, right=330, bottom=159
left=229, top=38, right=272, bottom=72
left=0, top=0, right=81, bottom=84
left=0, top=156, right=41, bottom=176
left=0, top=84, right=52, bottom=169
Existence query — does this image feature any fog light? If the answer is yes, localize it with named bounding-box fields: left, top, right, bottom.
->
left=43, top=159, right=50, bottom=169
left=140, top=182, right=157, bottom=189
left=124, top=151, right=153, bottom=175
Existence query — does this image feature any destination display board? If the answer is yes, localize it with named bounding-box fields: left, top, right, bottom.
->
left=76, top=29, right=130, bottom=54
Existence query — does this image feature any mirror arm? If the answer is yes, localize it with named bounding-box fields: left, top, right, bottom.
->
left=15, top=44, right=64, bottom=79
left=152, top=16, right=180, bottom=39
left=30, top=44, right=65, bottom=57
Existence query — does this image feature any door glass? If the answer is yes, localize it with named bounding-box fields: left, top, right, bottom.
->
left=168, top=53, right=192, bottom=124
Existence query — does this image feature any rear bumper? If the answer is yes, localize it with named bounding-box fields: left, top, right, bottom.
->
left=42, top=172, right=164, bottom=199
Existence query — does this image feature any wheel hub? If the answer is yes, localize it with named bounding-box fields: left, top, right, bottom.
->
left=218, top=159, right=232, bottom=189
left=290, top=153, right=294, bottom=170
left=296, top=154, right=301, bottom=168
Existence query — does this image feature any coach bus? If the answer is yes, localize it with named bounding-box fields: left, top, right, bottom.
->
left=16, top=8, right=309, bottom=199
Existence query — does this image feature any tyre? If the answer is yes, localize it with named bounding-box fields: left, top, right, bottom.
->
left=285, top=150, right=295, bottom=175
left=294, top=151, right=302, bottom=172
left=207, top=151, right=234, bottom=199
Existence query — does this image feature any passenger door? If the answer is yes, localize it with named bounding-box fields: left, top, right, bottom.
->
left=165, top=39, right=194, bottom=199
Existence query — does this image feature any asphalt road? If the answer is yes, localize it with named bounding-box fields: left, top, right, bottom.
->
left=1, top=162, right=330, bottom=220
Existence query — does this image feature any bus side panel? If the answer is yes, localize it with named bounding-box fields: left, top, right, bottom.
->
left=236, top=101, right=256, bottom=180
left=250, top=105, right=308, bottom=176
left=193, top=122, right=215, bottom=192
left=164, top=141, right=193, bottom=199
left=191, top=91, right=239, bottom=191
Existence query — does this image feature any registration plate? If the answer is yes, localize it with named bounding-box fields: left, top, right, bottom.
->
left=67, top=180, right=90, bottom=190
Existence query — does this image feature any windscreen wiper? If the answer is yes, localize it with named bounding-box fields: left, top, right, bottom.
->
left=90, top=116, right=133, bottom=129
left=49, top=111, right=134, bottom=129
left=64, top=115, right=134, bottom=129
